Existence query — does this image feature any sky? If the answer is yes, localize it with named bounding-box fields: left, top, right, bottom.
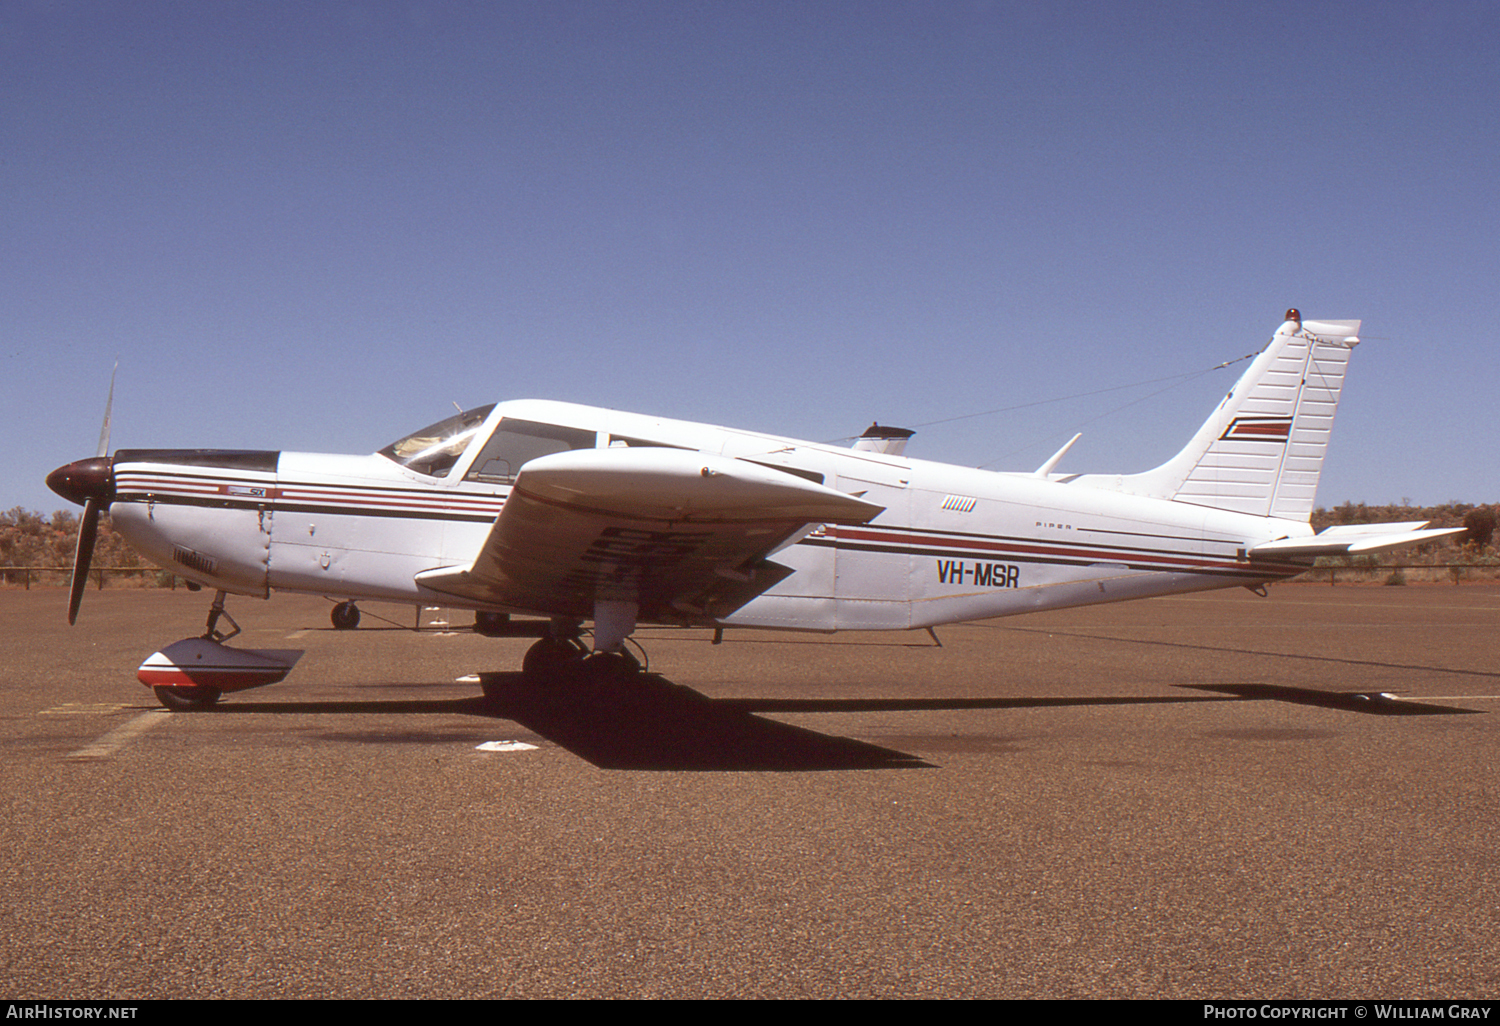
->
left=5, top=0, right=1498, bottom=516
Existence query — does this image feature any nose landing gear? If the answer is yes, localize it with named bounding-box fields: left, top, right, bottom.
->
left=138, top=590, right=300, bottom=710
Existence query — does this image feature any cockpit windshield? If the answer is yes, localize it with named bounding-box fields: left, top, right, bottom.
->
left=378, top=404, right=495, bottom=478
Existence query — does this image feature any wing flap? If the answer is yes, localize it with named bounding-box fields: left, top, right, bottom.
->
left=417, top=448, right=883, bottom=622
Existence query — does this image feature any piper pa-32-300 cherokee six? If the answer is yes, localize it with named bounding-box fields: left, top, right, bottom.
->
left=47, top=310, right=1461, bottom=710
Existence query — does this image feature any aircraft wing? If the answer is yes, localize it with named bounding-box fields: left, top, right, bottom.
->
left=415, top=448, right=884, bottom=623
left=1248, top=522, right=1467, bottom=561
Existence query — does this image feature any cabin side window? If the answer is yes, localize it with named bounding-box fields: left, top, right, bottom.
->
left=464, top=419, right=597, bottom=484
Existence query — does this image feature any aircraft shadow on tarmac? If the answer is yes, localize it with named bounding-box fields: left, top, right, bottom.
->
left=476, top=672, right=937, bottom=771
left=994, top=622, right=1500, bottom=685
left=203, top=673, right=931, bottom=771
left=186, top=672, right=1477, bottom=772
left=1176, top=683, right=1479, bottom=716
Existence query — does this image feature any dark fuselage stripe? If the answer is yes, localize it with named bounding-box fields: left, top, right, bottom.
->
left=828, top=525, right=1246, bottom=569
left=798, top=536, right=1283, bottom=579
left=114, top=491, right=499, bottom=524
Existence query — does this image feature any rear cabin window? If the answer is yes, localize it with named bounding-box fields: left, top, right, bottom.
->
left=463, top=419, right=597, bottom=483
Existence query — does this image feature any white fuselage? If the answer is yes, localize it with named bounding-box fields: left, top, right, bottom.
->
left=109, top=399, right=1312, bottom=632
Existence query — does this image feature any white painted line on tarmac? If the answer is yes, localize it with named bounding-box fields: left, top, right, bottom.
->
left=41, top=703, right=134, bottom=715
left=66, top=709, right=174, bottom=760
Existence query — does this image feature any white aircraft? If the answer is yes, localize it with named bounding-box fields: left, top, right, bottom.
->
left=48, top=310, right=1461, bottom=710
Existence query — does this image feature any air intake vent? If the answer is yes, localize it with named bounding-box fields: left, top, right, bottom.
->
left=173, top=547, right=218, bottom=576
left=941, top=495, right=977, bottom=513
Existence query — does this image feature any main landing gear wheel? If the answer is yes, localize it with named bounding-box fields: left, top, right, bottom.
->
left=579, top=649, right=642, bottom=685
left=520, top=637, right=587, bottom=684
left=152, top=686, right=222, bottom=711
left=331, top=602, right=361, bottom=630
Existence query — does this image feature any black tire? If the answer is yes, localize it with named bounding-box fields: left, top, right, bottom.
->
left=331, top=602, right=360, bottom=630
left=153, top=686, right=222, bottom=711
left=521, top=637, right=585, bottom=683
left=580, top=649, right=641, bottom=685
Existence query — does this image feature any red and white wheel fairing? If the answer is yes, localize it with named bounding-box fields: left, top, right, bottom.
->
left=137, top=637, right=302, bottom=693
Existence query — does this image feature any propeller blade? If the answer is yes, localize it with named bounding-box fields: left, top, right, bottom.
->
left=67, top=498, right=102, bottom=626
left=96, top=362, right=116, bottom=458
left=54, top=367, right=119, bottom=625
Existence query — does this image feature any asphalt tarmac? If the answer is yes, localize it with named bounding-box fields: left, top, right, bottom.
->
left=3, top=583, right=1498, bottom=999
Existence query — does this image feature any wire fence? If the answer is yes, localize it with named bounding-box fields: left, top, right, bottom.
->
left=1, top=567, right=190, bottom=590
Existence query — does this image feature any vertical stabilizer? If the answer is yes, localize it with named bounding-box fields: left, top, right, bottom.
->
left=1077, top=310, right=1361, bottom=521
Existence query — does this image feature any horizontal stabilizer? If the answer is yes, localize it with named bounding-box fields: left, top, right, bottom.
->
left=1249, top=522, right=1466, bottom=561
